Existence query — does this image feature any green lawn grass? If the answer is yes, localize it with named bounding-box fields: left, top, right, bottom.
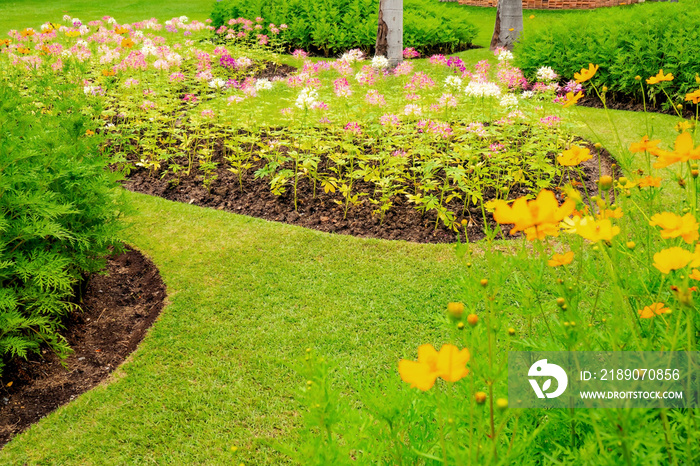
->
left=1, top=190, right=464, bottom=464
left=0, top=0, right=689, bottom=463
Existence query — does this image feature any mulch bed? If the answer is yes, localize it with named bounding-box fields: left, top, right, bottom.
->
left=578, top=94, right=695, bottom=119
left=0, top=247, right=166, bottom=449
left=251, top=61, right=297, bottom=80
left=120, top=141, right=616, bottom=244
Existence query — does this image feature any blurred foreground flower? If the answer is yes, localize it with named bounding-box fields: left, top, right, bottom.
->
left=399, top=344, right=470, bottom=391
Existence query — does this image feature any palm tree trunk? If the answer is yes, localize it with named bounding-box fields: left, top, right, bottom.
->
left=490, top=0, right=523, bottom=51
left=376, top=0, right=403, bottom=67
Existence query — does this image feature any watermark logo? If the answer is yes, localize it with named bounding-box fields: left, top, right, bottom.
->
left=528, top=359, right=568, bottom=399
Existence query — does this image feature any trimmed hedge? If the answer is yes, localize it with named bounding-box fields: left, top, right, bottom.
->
left=211, top=0, right=478, bottom=57
left=0, top=82, right=123, bottom=376
left=514, top=1, right=700, bottom=108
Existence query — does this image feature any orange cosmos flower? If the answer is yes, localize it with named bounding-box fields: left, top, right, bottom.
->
left=121, top=37, right=134, bottom=48
left=690, top=269, right=700, bottom=280
left=548, top=251, right=574, bottom=267
left=398, top=344, right=470, bottom=391
left=646, top=69, right=674, bottom=85
left=493, top=190, right=576, bottom=240
left=629, top=136, right=661, bottom=153
left=599, top=207, right=623, bottom=220
left=562, top=91, right=584, bottom=108
left=20, top=28, right=35, bottom=37
left=558, top=145, right=593, bottom=166
left=574, top=217, right=620, bottom=243
left=638, top=176, right=661, bottom=188
left=652, top=132, right=700, bottom=169
left=686, top=90, right=700, bottom=105
left=574, top=63, right=599, bottom=83
left=649, top=212, right=699, bottom=244
left=638, top=302, right=671, bottom=319
left=652, top=246, right=700, bottom=274
left=114, top=26, right=130, bottom=35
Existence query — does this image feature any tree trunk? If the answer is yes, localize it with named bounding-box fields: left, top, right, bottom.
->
left=490, top=0, right=523, bottom=51
left=376, top=0, right=403, bottom=67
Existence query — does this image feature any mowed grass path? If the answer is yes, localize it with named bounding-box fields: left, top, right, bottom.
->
left=1, top=191, right=463, bottom=464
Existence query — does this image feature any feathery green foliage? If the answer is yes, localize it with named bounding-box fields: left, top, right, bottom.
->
left=0, top=81, right=123, bottom=376
left=515, top=1, right=700, bottom=109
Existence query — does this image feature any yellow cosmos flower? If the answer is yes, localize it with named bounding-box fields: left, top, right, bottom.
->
left=398, top=344, right=470, bottom=391
left=599, top=208, right=623, bottom=220
left=574, top=63, right=599, bottom=83
left=638, top=302, right=671, bottom=319
left=690, top=269, right=700, bottom=280
left=548, top=251, right=574, bottom=267
left=686, top=89, right=700, bottom=105
left=493, top=190, right=576, bottom=240
left=638, top=176, right=661, bottom=188
left=562, top=91, right=584, bottom=108
left=629, top=135, right=661, bottom=153
left=65, top=30, right=81, bottom=38
left=652, top=132, right=700, bottom=169
left=557, top=145, right=593, bottom=166
left=646, top=69, right=674, bottom=85
left=574, top=217, right=620, bottom=243
left=649, top=212, right=699, bottom=244
left=652, top=246, right=700, bottom=274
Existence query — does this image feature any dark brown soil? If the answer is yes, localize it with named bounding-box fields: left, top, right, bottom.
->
left=0, top=247, right=166, bottom=449
left=251, top=61, right=297, bottom=80
left=578, top=94, right=695, bottom=119
left=120, top=141, right=616, bottom=244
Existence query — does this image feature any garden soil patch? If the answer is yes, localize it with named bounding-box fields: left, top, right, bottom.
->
left=578, top=94, right=695, bottom=119
left=0, top=247, right=166, bottom=448
left=121, top=141, right=616, bottom=244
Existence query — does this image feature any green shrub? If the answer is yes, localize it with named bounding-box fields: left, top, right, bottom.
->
left=0, top=82, right=123, bottom=376
left=210, top=0, right=478, bottom=57
left=514, top=1, right=700, bottom=108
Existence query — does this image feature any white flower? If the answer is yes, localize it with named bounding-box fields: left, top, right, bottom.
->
left=40, top=23, right=51, bottom=32
left=403, top=104, right=422, bottom=116
left=134, top=31, right=144, bottom=38
left=464, top=81, right=502, bottom=98
left=61, top=50, right=73, bottom=58
left=62, top=14, right=72, bottom=22
left=208, top=78, right=227, bottom=89
left=254, top=78, right=273, bottom=91
left=340, top=48, right=364, bottom=63
left=371, top=55, right=389, bottom=70
left=521, top=90, right=535, bottom=99
left=499, top=94, right=518, bottom=108
left=295, top=87, right=319, bottom=109
left=76, top=39, right=88, bottom=48
left=165, top=20, right=172, bottom=26
left=536, top=66, right=558, bottom=82
left=179, top=16, right=189, bottom=23
left=497, top=49, right=514, bottom=62
left=444, top=76, right=463, bottom=89
left=107, top=17, right=117, bottom=25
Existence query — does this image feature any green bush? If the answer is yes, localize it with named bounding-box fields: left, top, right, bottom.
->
left=0, top=83, right=123, bottom=376
left=211, top=0, right=478, bottom=57
left=514, top=1, right=700, bottom=108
